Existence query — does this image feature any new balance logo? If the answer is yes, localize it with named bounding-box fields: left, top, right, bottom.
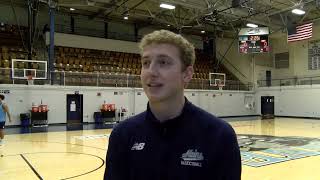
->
left=131, top=143, right=145, bottom=150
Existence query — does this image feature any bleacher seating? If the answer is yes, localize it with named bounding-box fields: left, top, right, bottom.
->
left=0, top=23, right=44, bottom=84
left=53, top=45, right=244, bottom=89
left=54, top=46, right=142, bottom=76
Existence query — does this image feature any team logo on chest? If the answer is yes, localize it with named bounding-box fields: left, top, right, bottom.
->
left=181, top=149, right=204, bottom=167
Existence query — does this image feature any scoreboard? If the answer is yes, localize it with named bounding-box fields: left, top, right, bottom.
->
left=238, top=27, right=269, bottom=54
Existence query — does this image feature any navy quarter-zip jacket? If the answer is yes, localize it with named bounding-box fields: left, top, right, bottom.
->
left=104, top=99, right=241, bottom=180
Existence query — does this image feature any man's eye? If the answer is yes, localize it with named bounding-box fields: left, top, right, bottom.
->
left=159, top=59, right=171, bottom=65
left=142, top=61, right=149, bottom=66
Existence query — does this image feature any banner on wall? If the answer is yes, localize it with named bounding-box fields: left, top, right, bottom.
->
left=308, top=40, right=320, bottom=70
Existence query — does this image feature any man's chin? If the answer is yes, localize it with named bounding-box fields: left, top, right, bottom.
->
left=147, top=95, right=165, bottom=103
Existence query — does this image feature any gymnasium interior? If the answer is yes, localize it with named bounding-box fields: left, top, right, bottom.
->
left=0, top=0, right=319, bottom=179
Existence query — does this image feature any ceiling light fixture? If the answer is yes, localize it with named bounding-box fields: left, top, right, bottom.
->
left=160, top=3, right=175, bottom=10
left=70, top=8, right=75, bottom=11
left=201, top=30, right=205, bottom=33
left=246, top=23, right=258, bottom=28
left=124, top=16, right=128, bottom=20
left=292, top=8, right=305, bottom=15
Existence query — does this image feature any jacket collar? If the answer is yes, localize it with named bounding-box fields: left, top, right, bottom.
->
left=145, top=97, right=193, bottom=129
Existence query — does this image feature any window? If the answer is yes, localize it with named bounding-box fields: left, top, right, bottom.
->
left=275, top=52, right=289, bottom=69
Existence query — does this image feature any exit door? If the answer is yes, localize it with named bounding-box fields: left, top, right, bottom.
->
left=67, top=94, right=83, bottom=124
left=261, top=96, right=274, bottom=119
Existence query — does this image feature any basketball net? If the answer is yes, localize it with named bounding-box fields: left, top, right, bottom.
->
left=218, top=84, right=224, bottom=91
left=27, top=75, right=34, bottom=85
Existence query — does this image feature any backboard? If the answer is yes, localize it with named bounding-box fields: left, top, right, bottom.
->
left=11, top=59, right=47, bottom=79
left=209, top=72, right=226, bottom=90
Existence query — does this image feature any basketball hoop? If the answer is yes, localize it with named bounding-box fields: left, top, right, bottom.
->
left=27, top=75, right=34, bottom=85
left=11, top=59, right=48, bottom=80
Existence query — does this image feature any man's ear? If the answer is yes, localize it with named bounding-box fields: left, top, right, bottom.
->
left=183, top=66, right=194, bottom=83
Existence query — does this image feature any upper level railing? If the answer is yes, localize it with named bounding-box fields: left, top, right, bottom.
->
left=258, top=75, right=320, bottom=87
left=0, top=68, right=253, bottom=91
left=55, top=24, right=141, bottom=42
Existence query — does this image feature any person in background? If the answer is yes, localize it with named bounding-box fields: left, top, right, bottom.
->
left=0, top=94, right=11, bottom=146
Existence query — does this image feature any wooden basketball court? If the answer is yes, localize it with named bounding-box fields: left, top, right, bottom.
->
left=0, top=117, right=319, bottom=179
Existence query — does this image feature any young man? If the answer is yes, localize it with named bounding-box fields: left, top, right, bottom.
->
left=104, top=30, right=241, bottom=180
left=0, top=94, right=11, bottom=146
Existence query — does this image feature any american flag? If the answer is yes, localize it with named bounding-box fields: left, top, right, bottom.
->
left=287, top=23, right=313, bottom=42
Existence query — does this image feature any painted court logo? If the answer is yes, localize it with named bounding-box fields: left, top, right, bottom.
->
left=131, top=143, right=145, bottom=150
left=238, top=135, right=320, bottom=167
left=181, top=149, right=204, bottom=167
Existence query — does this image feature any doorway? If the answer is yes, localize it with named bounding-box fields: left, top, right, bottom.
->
left=261, top=96, right=274, bottom=119
left=66, top=94, right=83, bottom=124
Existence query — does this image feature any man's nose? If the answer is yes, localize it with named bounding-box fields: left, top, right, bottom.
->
left=147, top=62, right=159, bottom=76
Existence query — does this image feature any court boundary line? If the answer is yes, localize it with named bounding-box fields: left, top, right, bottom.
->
left=21, top=154, right=43, bottom=180
left=17, top=152, right=105, bottom=179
